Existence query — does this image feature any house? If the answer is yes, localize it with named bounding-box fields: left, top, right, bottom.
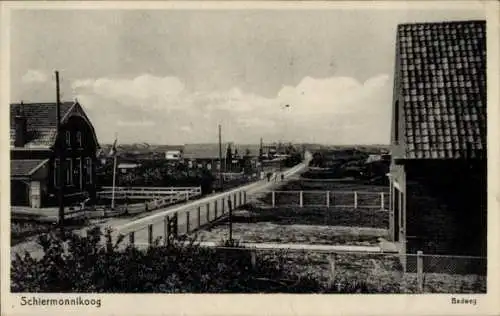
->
left=389, top=20, right=486, bottom=258
left=10, top=101, right=100, bottom=208
left=165, top=146, right=184, bottom=161
left=117, top=162, right=141, bottom=174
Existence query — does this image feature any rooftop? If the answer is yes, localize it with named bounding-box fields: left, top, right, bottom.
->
left=10, top=102, right=75, bottom=148
left=11, top=159, right=48, bottom=177
left=396, top=20, right=486, bottom=160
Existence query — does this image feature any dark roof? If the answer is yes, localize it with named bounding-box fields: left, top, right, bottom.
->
left=10, top=102, right=75, bottom=148
left=11, top=159, right=48, bottom=177
left=396, top=20, right=486, bottom=159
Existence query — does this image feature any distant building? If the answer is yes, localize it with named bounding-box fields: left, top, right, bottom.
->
left=183, top=143, right=259, bottom=170
left=10, top=101, right=100, bottom=208
left=165, top=150, right=183, bottom=161
left=389, top=21, right=486, bottom=258
left=117, top=162, right=141, bottom=173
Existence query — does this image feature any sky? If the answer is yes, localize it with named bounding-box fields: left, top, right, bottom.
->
left=9, top=5, right=486, bottom=145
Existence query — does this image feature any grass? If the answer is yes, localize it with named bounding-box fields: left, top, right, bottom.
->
left=11, top=219, right=89, bottom=246
left=234, top=204, right=389, bottom=228
left=11, top=220, right=54, bottom=246
left=191, top=176, right=390, bottom=248
left=253, top=250, right=486, bottom=293
left=193, top=221, right=387, bottom=246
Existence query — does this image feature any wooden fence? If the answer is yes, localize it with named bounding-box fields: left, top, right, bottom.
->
left=258, top=190, right=389, bottom=209
left=97, top=186, right=202, bottom=200
left=113, top=159, right=311, bottom=248
left=116, top=188, right=249, bottom=246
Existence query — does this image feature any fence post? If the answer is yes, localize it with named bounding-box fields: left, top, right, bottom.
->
left=271, top=191, right=276, bottom=207
left=243, top=191, right=247, bottom=204
left=185, top=191, right=190, bottom=201
left=222, top=197, right=225, bottom=214
left=206, top=203, right=211, bottom=222
left=148, top=224, right=153, bottom=246
left=250, top=248, right=257, bottom=269
left=163, top=216, right=169, bottom=245
left=186, top=211, right=190, bottom=233
left=326, top=191, right=330, bottom=208
left=197, top=206, right=201, bottom=229
left=354, top=192, right=358, bottom=209
left=129, top=232, right=135, bottom=246
left=327, top=254, right=336, bottom=288
left=380, top=192, right=385, bottom=210
left=299, top=191, right=304, bottom=207
left=214, top=200, right=218, bottom=218
left=417, top=251, right=424, bottom=293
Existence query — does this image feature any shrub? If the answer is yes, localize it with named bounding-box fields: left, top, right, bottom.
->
left=14, top=227, right=438, bottom=293
left=11, top=227, right=325, bottom=293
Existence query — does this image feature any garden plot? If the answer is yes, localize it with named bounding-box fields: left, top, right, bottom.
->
left=190, top=206, right=389, bottom=246
left=258, top=251, right=486, bottom=293
left=191, top=177, right=390, bottom=246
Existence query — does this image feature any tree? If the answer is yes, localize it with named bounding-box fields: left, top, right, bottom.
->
left=241, top=148, right=253, bottom=175
left=226, top=144, right=233, bottom=172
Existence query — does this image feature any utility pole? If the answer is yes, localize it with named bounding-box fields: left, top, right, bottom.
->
left=55, top=70, right=65, bottom=234
left=218, top=124, right=223, bottom=191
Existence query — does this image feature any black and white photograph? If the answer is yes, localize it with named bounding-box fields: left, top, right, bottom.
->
left=1, top=1, right=499, bottom=315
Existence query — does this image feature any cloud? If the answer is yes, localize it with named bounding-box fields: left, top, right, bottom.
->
left=180, top=125, right=192, bottom=133
left=73, top=73, right=392, bottom=145
left=21, top=69, right=48, bottom=83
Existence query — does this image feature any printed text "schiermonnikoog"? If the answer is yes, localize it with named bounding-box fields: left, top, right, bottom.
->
left=20, top=296, right=102, bottom=308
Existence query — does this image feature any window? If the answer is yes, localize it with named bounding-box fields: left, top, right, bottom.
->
left=76, top=131, right=82, bottom=148
left=66, top=158, right=73, bottom=185
left=85, top=157, right=93, bottom=184
left=54, top=158, right=60, bottom=187
left=75, top=158, right=82, bottom=189
left=65, top=131, right=71, bottom=147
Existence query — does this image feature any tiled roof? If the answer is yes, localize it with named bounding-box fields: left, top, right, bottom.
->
left=11, top=159, right=48, bottom=177
left=396, top=20, right=486, bottom=159
left=10, top=102, right=75, bottom=148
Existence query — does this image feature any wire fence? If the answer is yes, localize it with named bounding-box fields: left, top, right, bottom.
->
left=115, top=239, right=486, bottom=294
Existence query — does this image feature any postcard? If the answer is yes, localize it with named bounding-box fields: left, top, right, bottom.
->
left=1, top=1, right=499, bottom=315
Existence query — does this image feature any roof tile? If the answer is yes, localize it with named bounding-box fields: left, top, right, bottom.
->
left=397, top=20, right=486, bottom=159
left=10, top=102, right=74, bottom=148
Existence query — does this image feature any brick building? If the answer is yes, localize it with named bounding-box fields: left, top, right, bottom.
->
left=10, top=101, right=100, bottom=208
left=389, top=20, right=486, bottom=257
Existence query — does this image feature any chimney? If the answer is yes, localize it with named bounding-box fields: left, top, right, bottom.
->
left=14, top=102, right=27, bottom=147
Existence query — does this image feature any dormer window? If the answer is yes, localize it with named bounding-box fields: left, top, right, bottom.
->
left=65, top=130, right=71, bottom=147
